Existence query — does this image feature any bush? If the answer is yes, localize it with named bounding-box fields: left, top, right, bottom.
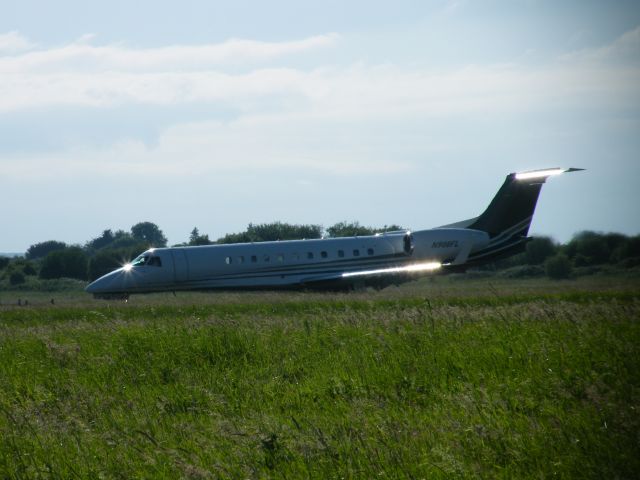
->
left=40, top=247, right=88, bottom=280
left=617, top=256, right=640, bottom=269
left=497, top=265, right=545, bottom=279
left=573, top=265, right=604, bottom=276
left=566, top=231, right=611, bottom=266
left=484, top=252, right=527, bottom=271
left=5, top=259, right=38, bottom=276
left=545, top=253, right=573, bottom=279
left=9, top=271, right=26, bottom=285
left=22, top=262, right=37, bottom=276
left=0, top=256, right=9, bottom=270
left=574, top=253, right=591, bottom=267
left=578, top=237, right=610, bottom=265
left=525, top=237, right=557, bottom=265
left=603, top=233, right=628, bottom=256
left=611, top=236, right=640, bottom=263
left=451, top=270, right=496, bottom=280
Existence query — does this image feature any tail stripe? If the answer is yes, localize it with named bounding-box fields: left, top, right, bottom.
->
left=485, top=216, right=533, bottom=246
left=468, top=236, right=529, bottom=261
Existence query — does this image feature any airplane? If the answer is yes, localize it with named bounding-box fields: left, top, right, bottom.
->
left=86, top=167, right=582, bottom=299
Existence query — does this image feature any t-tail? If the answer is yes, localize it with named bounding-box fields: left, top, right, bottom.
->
left=446, top=168, right=583, bottom=265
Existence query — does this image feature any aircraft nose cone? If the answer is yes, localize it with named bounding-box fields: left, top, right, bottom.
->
left=85, top=269, right=126, bottom=294
left=85, top=281, right=97, bottom=294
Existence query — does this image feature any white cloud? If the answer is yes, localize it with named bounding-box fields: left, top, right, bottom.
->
left=0, top=115, right=413, bottom=180
left=0, top=60, right=636, bottom=116
left=0, top=28, right=637, bottom=117
left=1, top=28, right=639, bottom=182
left=0, top=31, right=35, bottom=54
left=0, top=32, right=340, bottom=73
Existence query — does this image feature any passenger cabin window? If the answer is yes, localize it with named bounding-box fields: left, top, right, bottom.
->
left=321, top=251, right=328, bottom=259
left=237, top=256, right=244, bottom=264
left=147, top=256, right=162, bottom=267
left=338, top=250, right=344, bottom=258
left=307, top=252, right=314, bottom=259
left=353, top=249, right=360, bottom=257
left=367, top=248, right=374, bottom=256
left=263, top=254, right=270, bottom=262
left=251, top=255, right=257, bottom=263
left=225, top=256, right=232, bottom=264
left=277, top=254, right=284, bottom=263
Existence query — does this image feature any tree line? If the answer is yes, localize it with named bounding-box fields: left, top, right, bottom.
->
left=484, top=231, right=640, bottom=279
left=1, top=222, right=639, bottom=285
left=0, top=221, right=403, bottom=284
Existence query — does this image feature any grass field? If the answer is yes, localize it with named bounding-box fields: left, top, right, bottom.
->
left=1, top=275, right=639, bottom=478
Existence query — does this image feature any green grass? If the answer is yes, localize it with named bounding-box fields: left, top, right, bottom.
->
left=1, top=277, right=639, bottom=478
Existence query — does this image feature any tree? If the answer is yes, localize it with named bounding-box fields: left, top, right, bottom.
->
left=39, top=247, right=88, bottom=280
left=39, top=253, right=63, bottom=280
left=603, top=233, right=627, bottom=254
left=525, top=237, right=557, bottom=265
left=189, top=227, right=212, bottom=246
left=189, top=227, right=199, bottom=243
left=9, top=271, right=25, bottom=285
left=545, top=253, right=572, bottom=279
left=108, top=230, right=145, bottom=250
left=12, top=259, right=37, bottom=276
left=131, top=222, right=167, bottom=247
left=246, top=222, right=322, bottom=242
left=610, top=235, right=640, bottom=264
left=577, top=237, right=610, bottom=265
left=216, top=222, right=323, bottom=244
left=216, top=231, right=253, bottom=244
left=0, top=257, right=9, bottom=270
left=326, top=221, right=375, bottom=237
left=26, top=240, right=67, bottom=260
left=326, top=221, right=405, bottom=238
left=88, top=250, right=123, bottom=281
left=86, top=229, right=115, bottom=251
left=87, top=246, right=146, bottom=281
left=565, top=231, right=610, bottom=266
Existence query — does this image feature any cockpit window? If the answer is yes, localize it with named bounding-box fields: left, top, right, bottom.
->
left=130, top=255, right=148, bottom=267
left=130, top=254, right=162, bottom=267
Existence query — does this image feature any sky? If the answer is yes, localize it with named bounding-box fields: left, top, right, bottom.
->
left=1, top=0, right=639, bottom=253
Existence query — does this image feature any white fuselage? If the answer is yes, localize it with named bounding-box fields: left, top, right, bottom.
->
left=86, top=228, right=490, bottom=295
left=86, top=167, right=580, bottom=297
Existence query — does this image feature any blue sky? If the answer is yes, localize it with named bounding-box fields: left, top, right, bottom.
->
left=1, top=1, right=639, bottom=252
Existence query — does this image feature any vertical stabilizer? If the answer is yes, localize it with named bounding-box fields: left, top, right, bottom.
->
left=468, top=168, right=582, bottom=239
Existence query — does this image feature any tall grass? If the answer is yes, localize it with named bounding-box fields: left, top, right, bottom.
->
left=0, top=282, right=639, bottom=478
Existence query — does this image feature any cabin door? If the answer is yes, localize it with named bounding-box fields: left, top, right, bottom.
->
left=171, top=250, right=189, bottom=283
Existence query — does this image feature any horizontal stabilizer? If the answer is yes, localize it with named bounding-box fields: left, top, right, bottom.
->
left=514, top=167, right=584, bottom=181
